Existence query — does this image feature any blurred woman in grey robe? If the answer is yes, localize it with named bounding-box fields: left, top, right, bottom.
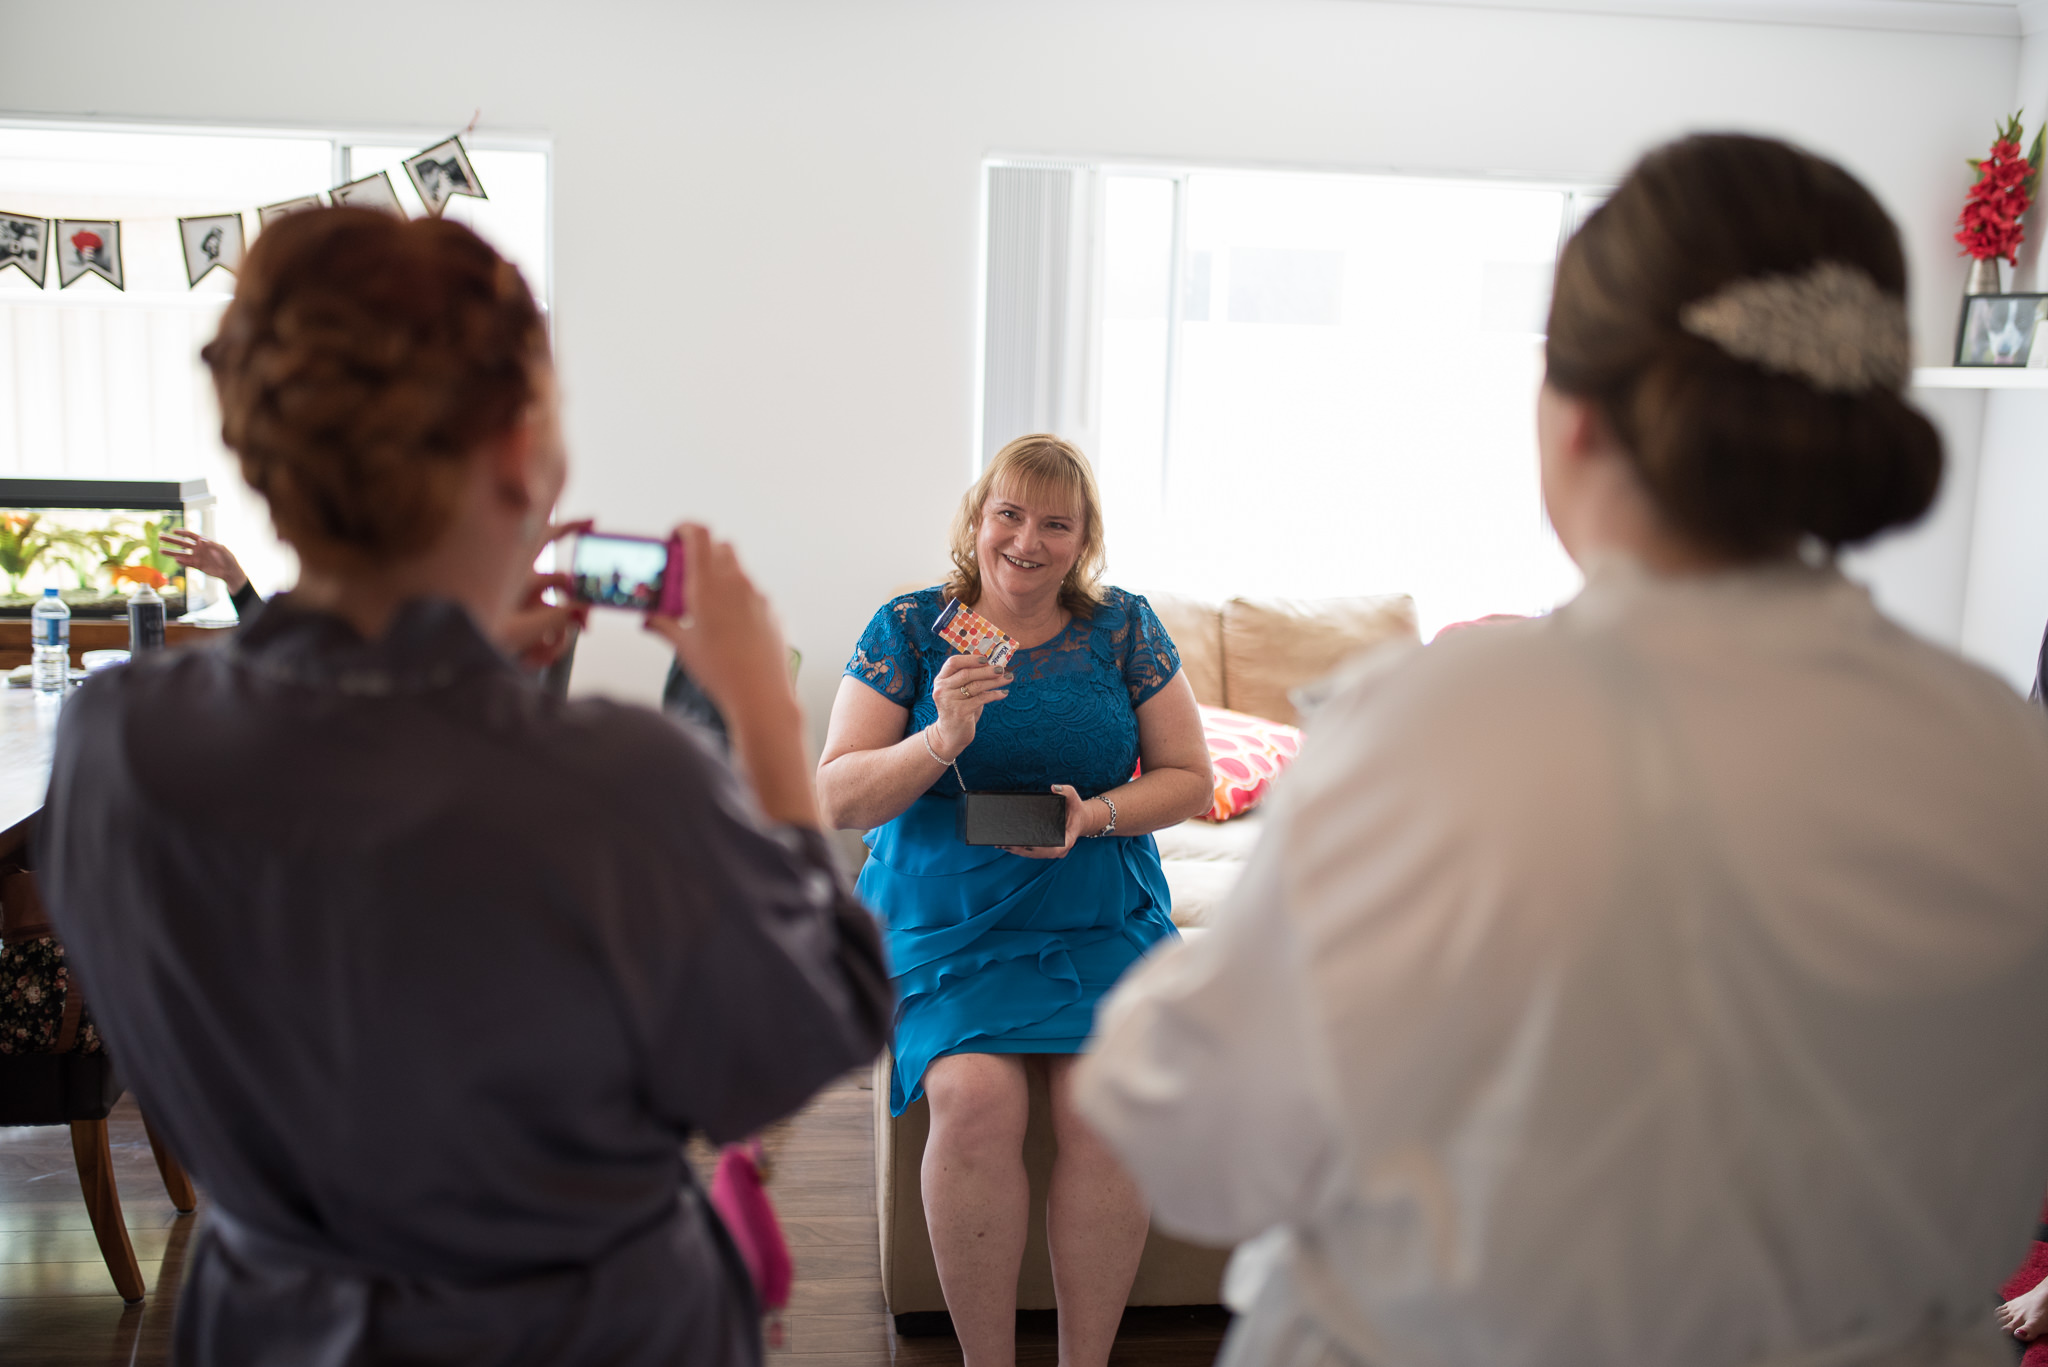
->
left=38, top=206, right=890, bottom=1367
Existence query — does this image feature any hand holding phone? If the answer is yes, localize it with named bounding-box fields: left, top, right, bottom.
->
left=642, top=525, right=816, bottom=827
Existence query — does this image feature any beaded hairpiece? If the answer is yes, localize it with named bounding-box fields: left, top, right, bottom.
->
left=1677, top=260, right=1910, bottom=395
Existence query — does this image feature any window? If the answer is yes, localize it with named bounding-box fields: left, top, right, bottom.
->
left=0, top=122, right=549, bottom=606
left=983, top=162, right=1605, bottom=638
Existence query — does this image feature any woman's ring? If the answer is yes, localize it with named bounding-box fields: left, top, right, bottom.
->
left=959, top=684, right=972, bottom=698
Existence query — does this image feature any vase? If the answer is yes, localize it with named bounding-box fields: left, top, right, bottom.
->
left=1966, top=257, right=2006, bottom=295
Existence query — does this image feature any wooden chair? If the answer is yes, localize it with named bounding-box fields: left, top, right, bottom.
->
left=0, top=860, right=196, bottom=1302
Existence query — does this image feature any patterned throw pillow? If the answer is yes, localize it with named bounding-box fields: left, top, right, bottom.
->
left=1199, top=704, right=1302, bottom=821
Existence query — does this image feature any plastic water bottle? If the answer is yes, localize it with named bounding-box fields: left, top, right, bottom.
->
left=31, top=588, right=69, bottom=693
left=128, top=582, right=165, bottom=655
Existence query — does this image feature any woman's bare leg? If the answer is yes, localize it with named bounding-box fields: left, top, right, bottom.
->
left=1043, top=1054, right=1150, bottom=1367
left=922, top=1052, right=1031, bottom=1367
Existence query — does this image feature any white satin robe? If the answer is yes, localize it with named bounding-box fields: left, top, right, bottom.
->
left=1075, top=559, right=2048, bottom=1367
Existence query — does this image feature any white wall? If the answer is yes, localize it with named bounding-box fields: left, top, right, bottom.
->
left=0, top=0, right=2022, bottom=734
left=1962, top=389, right=2048, bottom=689
left=1844, top=385, right=1985, bottom=650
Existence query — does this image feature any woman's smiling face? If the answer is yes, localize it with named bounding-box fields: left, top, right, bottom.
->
left=976, top=483, right=1083, bottom=610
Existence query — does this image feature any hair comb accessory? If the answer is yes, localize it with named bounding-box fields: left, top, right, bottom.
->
left=1678, top=260, right=1910, bottom=395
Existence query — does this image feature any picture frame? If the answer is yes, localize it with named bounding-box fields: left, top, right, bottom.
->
left=257, top=195, right=324, bottom=229
left=0, top=212, right=49, bottom=287
left=403, top=137, right=486, bottom=218
left=178, top=212, right=246, bottom=287
left=1954, top=292, right=2048, bottom=368
left=331, top=170, right=406, bottom=219
left=54, top=219, right=122, bottom=290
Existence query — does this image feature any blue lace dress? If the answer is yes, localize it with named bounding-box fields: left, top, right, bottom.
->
left=846, top=586, right=1182, bottom=1115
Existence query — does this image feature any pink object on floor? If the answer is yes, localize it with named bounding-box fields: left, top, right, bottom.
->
left=710, top=1137, right=793, bottom=1346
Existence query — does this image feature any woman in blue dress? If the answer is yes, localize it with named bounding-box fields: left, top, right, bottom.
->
left=819, top=434, right=1213, bottom=1367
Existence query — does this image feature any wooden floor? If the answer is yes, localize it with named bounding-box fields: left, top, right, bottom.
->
left=1, top=1074, right=1225, bottom=1365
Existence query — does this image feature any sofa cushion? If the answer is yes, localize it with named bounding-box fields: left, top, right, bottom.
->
left=1161, top=858, right=1244, bottom=930
left=1221, top=594, right=1418, bottom=726
left=1158, top=810, right=1264, bottom=929
left=1147, top=593, right=1226, bottom=708
left=1155, top=809, right=1267, bottom=863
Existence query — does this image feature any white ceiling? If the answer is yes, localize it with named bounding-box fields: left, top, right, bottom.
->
left=1366, top=0, right=2045, bottom=37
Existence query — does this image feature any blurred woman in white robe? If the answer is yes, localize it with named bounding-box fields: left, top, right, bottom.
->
left=1074, top=133, right=2048, bottom=1367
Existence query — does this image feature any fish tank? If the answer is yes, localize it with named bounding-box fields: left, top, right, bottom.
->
left=0, top=478, right=217, bottom=619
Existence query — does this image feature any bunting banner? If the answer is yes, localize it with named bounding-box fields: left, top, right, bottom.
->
left=56, top=220, right=122, bottom=291
left=0, top=131, right=489, bottom=293
left=0, top=212, right=48, bottom=287
left=178, top=213, right=245, bottom=287
left=403, top=137, right=486, bottom=218
left=331, top=170, right=405, bottom=218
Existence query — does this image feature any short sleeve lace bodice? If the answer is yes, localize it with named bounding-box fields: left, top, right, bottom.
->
left=845, top=586, right=1181, bottom=799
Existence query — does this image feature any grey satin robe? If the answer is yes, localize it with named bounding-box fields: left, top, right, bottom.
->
left=39, top=596, right=891, bottom=1367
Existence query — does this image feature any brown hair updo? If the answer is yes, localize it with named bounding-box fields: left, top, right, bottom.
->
left=1546, top=134, right=1941, bottom=558
left=202, top=208, right=547, bottom=560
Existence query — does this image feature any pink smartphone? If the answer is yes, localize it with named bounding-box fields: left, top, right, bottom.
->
left=568, top=530, right=687, bottom=617
left=933, top=598, right=1019, bottom=669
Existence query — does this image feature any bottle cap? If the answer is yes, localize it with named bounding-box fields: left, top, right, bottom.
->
left=42, top=588, right=57, bottom=597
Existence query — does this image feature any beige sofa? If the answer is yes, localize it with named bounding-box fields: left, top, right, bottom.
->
left=875, top=592, right=1419, bottom=1326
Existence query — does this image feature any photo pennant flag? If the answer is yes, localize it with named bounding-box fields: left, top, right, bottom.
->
left=331, top=170, right=406, bottom=219
left=56, top=220, right=122, bottom=290
left=0, top=212, right=49, bottom=287
left=257, top=195, right=324, bottom=228
left=403, top=136, right=487, bottom=217
left=178, top=213, right=246, bottom=287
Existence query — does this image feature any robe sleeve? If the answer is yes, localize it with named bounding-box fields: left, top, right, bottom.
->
left=588, top=712, right=893, bottom=1145
left=1075, top=637, right=1564, bottom=1248
left=1073, top=800, right=1344, bottom=1246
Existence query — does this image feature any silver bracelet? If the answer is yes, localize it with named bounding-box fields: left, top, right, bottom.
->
left=921, top=726, right=953, bottom=766
left=1086, top=794, right=1117, bottom=838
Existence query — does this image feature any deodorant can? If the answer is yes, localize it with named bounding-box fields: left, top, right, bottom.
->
left=128, top=582, right=166, bottom=655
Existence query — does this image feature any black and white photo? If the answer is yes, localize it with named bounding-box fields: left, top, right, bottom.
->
left=257, top=194, right=324, bottom=228
left=403, top=136, right=487, bottom=217
left=55, top=219, right=122, bottom=290
left=331, top=170, right=406, bottom=218
left=0, top=212, right=48, bottom=287
left=1955, top=292, right=2048, bottom=367
left=178, top=212, right=246, bottom=287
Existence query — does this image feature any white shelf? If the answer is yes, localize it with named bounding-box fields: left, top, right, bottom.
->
left=1911, top=367, right=2048, bottom=390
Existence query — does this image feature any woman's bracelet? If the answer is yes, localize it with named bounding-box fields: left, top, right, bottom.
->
left=921, top=726, right=954, bottom=767
left=1085, top=794, right=1118, bottom=838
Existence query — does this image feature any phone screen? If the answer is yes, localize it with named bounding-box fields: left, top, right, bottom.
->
left=570, top=533, right=670, bottom=612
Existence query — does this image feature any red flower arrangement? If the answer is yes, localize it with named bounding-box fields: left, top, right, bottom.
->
left=1956, top=114, right=2045, bottom=265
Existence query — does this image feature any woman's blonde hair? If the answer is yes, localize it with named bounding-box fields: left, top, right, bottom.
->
left=945, top=434, right=1107, bottom=618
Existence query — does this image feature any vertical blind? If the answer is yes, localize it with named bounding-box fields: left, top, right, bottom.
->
left=981, top=164, right=1097, bottom=463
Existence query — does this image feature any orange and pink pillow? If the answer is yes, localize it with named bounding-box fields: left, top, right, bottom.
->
left=1199, top=704, right=1302, bottom=821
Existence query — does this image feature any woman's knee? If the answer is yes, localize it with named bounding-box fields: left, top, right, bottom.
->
left=925, top=1054, right=1030, bottom=1159
left=1044, top=1056, right=1114, bottom=1156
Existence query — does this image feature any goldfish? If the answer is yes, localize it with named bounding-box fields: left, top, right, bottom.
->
left=110, top=564, right=169, bottom=590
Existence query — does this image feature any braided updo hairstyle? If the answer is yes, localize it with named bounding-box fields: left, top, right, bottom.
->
left=1546, top=134, right=1942, bottom=558
left=202, top=208, right=547, bottom=560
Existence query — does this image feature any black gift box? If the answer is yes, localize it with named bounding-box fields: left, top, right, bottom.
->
left=956, top=791, right=1068, bottom=847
